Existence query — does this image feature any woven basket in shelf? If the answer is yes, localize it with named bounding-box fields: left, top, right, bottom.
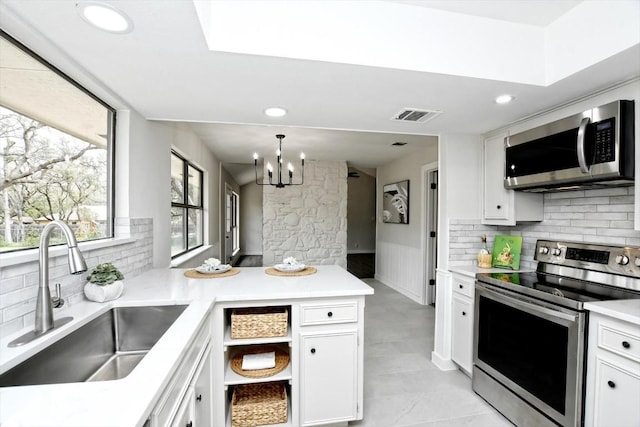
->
left=231, top=307, right=288, bottom=339
left=232, top=382, right=288, bottom=427
left=231, top=345, right=290, bottom=379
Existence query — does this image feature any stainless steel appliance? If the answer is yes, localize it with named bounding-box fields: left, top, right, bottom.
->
left=504, top=100, right=635, bottom=192
left=473, top=240, right=640, bottom=427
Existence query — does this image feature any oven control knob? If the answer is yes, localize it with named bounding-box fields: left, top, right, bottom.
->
left=635, top=257, right=640, bottom=267
left=538, top=246, right=549, bottom=255
left=615, top=255, right=629, bottom=266
left=551, top=248, right=562, bottom=256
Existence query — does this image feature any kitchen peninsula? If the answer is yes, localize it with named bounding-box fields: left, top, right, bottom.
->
left=0, top=266, right=374, bottom=427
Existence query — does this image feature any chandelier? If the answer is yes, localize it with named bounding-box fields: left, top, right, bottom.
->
left=253, top=134, right=305, bottom=188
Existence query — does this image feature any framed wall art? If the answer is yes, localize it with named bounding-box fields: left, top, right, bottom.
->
left=382, top=180, right=409, bottom=224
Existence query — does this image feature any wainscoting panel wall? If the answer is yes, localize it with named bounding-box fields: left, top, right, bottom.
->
left=375, top=241, right=424, bottom=304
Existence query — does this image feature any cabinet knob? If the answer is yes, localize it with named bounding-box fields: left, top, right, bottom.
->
left=462, top=311, right=466, bottom=316
left=186, top=422, right=193, bottom=427
left=496, top=205, right=501, bottom=210
left=622, top=341, right=631, bottom=349
left=607, top=380, right=616, bottom=388
left=459, top=284, right=463, bottom=289
left=310, top=348, right=316, bottom=354
left=196, top=394, right=202, bottom=402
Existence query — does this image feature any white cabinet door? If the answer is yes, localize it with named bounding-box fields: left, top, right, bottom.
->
left=193, top=348, right=212, bottom=426
left=590, top=358, right=640, bottom=427
left=170, top=387, right=194, bottom=427
left=451, top=294, right=473, bottom=374
left=483, top=134, right=512, bottom=222
left=300, top=330, right=358, bottom=426
left=482, top=134, right=543, bottom=225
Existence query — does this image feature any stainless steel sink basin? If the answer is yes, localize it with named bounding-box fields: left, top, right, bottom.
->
left=0, top=305, right=188, bottom=387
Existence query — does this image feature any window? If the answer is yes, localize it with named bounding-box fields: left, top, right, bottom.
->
left=0, top=31, right=115, bottom=252
left=171, top=151, right=204, bottom=257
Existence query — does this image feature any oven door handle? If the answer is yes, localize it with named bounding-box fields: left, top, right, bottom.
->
left=477, top=283, right=578, bottom=323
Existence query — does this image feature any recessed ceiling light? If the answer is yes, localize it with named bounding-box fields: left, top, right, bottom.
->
left=77, top=2, right=133, bottom=34
left=264, top=107, right=288, bottom=117
left=495, top=94, right=514, bottom=104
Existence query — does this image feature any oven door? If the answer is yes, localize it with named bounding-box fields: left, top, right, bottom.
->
left=473, top=282, right=586, bottom=427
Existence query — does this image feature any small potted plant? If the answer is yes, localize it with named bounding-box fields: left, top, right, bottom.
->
left=84, top=263, right=125, bottom=302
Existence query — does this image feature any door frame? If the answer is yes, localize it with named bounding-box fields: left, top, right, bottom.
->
left=421, top=161, right=438, bottom=305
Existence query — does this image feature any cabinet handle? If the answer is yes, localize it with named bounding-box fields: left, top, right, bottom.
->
left=327, top=311, right=333, bottom=317
left=622, top=341, right=630, bottom=349
left=607, top=380, right=616, bottom=388
left=196, top=394, right=202, bottom=402
left=310, top=348, right=316, bottom=354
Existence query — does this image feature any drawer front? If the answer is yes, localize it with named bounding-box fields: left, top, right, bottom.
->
left=452, top=275, right=474, bottom=299
left=599, top=322, right=640, bottom=364
left=153, top=322, right=210, bottom=427
left=301, top=302, right=358, bottom=326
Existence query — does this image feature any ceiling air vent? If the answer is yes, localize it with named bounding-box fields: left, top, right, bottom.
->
left=392, top=108, right=442, bottom=123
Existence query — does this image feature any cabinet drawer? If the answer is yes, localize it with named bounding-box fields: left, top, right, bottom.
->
left=452, top=275, right=474, bottom=299
left=300, top=302, right=358, bottom=325
left=599, top=322, right=640, bottom=364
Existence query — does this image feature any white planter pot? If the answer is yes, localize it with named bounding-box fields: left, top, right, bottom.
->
left=84, top=280, right=124, bottom=303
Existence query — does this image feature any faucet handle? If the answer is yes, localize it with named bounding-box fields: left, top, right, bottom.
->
left=51, top=283, right=65, bottom=308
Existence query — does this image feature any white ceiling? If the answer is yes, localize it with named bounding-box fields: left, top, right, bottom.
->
left=0, top=0, right=639, bottom=184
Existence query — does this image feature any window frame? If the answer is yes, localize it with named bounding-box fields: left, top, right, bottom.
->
left=170, top=150, right=204, bottom=259
left=0, top=30, right=116, bottom=251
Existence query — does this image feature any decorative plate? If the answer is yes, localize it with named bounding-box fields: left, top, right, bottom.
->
left=273, top=263, right=306, bottom=272
left=195, top=264, right=232, bottom=274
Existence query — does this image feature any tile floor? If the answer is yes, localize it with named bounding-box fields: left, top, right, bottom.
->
left=352, top=279, right=513, bottom=427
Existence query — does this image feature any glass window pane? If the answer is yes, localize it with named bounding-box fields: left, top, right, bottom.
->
left=187, top=164, right=201, bottom=206
left=187, top=209, right=203, bottom=249
left=0, top=34, right=113, bottom=253
left=171, top=154, right=184, bottom=203
left=170, top=207, right=185, bottom=256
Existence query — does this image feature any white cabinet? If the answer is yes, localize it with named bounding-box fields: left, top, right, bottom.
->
left=585, top=312, right=640, bottom=427
left=152, top=320, right=212, bottom=427
left=450, top=273, right=474, bottom=374
left=212, top=298, right=365, bottom=427
left=482, top=133, right=543, bottom=225
left=300, top=330, right=358, bottom=425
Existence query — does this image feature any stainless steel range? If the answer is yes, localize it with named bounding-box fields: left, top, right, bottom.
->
left=473, top=240, right=640, bottom=427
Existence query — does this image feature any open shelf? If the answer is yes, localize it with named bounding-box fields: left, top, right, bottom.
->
left=224, top=360, right=292, bottom=387
left=225, top=383, right=292, bottom=427
left=223, top=325, right=292, bottom=348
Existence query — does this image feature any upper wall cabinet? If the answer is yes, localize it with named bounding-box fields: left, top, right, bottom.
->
left=482, top=133, right=543, bottom=226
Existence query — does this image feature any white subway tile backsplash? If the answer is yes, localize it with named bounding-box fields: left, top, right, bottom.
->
left=449, top=187, right=638, bottom=268
left=0, top=218, right=153, bottom=331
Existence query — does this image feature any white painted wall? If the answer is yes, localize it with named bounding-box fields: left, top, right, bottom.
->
left=375, top=141, right=438, bottom=302
left=436, top=133, right=483, bottom=272
left=240, top=182, right=263, bottom=256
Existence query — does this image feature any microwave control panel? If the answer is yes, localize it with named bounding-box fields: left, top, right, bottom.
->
left=593, top=117, right=615, bottom=164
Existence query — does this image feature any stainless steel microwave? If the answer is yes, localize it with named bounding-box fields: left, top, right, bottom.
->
left=504, top=100, right=635, bottom=192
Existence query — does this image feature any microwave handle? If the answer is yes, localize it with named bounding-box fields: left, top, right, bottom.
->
left=577, top=116, right=591, bottom=173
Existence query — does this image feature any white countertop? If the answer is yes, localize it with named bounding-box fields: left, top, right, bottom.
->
left=584, top=299, right=640, bottom=326
left=0, top=266, right=373, bottom=427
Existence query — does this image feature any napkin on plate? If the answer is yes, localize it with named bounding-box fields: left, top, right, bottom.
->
left=242, top=351, right=276, bottom=370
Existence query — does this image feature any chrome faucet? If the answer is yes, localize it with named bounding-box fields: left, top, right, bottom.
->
left=9, top=220, right=87, bottom=347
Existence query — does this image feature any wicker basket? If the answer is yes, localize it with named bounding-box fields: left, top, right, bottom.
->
left=231, top=307, right=288, bottom=339
left=232, top=382, right=288, bottom=427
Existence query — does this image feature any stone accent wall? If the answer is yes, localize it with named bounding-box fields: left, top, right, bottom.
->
left=0, top=218, right=154, bottom=336
left=449, top=186, right=639, bottom=270
left=262, top=160, right=348, bottom=268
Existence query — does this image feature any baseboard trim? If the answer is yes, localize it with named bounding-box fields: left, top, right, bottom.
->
left=431, top=351, right=458, bottom=371
left=347, top=250, right=375, bottom=254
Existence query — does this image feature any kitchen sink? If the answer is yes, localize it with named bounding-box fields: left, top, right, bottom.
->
left=0, top=304, right=188, bottom=387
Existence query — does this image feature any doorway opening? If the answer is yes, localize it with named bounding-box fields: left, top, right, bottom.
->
left=423, top=163, right=438, bottom=305
left=346, top=166, right=376, bottom=278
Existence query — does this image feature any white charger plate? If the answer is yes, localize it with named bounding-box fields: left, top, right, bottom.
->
left=273, top=263, right=306, bottom=272
left=195, top=264, right=232, bottom=274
